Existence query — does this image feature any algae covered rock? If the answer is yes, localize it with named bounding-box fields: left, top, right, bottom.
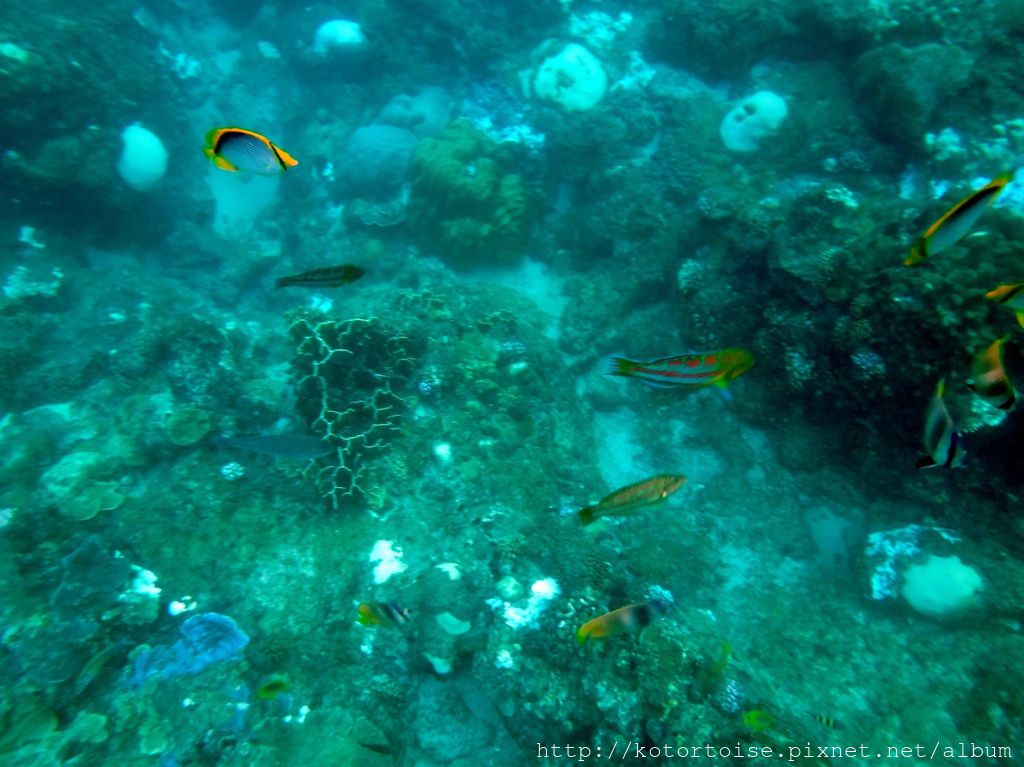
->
left=854, top=42, right=973, bottom=152
left=408, top=120, right=533, bottom=269
left=164, top=404, right=213, bottom=446
left=40, top=451, right=124, bottom=520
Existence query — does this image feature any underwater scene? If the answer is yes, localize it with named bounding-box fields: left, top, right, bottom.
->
left=3, top=0, right=1024, bottom=764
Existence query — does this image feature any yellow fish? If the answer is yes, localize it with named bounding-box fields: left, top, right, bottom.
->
left=356, top=602, right=411, bottom=628
left=576, top=601, right=665, bottom=645
left=986, top=282, right=1024, bottom=328
left=204, top=127, right=299, bottom=175
left=905, top=173, right=1011, bottom=266
left=968, top=336, right=1016, bottom=412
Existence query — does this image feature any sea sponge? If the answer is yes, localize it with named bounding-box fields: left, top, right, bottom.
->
left=116, top=123, right=167, bottom=191
left=532, top=43, right=608, bottom=112
left=720, top=92, right=788, bottom=152
left=901, top=555, right=983, bottom=618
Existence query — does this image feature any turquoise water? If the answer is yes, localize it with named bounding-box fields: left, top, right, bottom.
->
left=2, top=1, right=1023, bottom=764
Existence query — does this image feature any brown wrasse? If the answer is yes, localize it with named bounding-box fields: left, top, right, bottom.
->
left=276, top=264, right=365, bottom=288
left=578, top=474, right=686, bottom=526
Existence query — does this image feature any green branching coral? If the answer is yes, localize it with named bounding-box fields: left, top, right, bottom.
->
left=288, top=313, right=417, bottom=510
left=408, top=120, right=533, bottom=269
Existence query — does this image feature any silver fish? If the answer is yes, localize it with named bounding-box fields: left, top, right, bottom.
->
left=212, top=434, right=334, bottom=461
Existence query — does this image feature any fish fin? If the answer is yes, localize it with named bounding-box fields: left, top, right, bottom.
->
left=605, top=356, right=636, bottom=377
left=271, top=143, right=299, bottom=168
left=1017, top=311, right=1024, bottom=329
left=213, top=156, right=237, bottom=172
left=578, top=506, right=598, bottom=526
left=915, top=455, right=938, bottom=469
left=904, top=240, right=927, bottom=267
left=274, top=277, right=288, bottom=289
left=575, top=627, right=591, bottom=645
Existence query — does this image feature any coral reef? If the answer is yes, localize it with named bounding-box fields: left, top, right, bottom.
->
left=408, top=120, right=534, bottom=269
left=288, top=313, right=417, bottom=509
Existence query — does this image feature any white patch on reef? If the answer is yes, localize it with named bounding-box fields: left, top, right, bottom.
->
left=206, top=169, right=280, bottom=237
left=313, top=20, right=367, bottom=55
left=436, top=562, right=462, bottom=580
left=19, top=226, right=45, bottom=249
left=370, top=540, right=407, bottom=584
left=433, top=441, right=453, bottom=463
left=489, top=577, right=559, bottom=629
left=0, top=42, right=30, bottom=63
left=592, top=407, right=652, bottom=490
left=257, top=41, right=281, bottom=60
left=464, top=258, right=567, bottom=340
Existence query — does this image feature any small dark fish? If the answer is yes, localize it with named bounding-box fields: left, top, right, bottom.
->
left=811, top=713, right=841, bottom=729
left=74, top=640, right=131, bottom=696
left=276, top=264, right=365, bottom=289
left=359, top=742, right=395, bottom=756
left=255, top=675, right=290, bottom=701
left=212, top=433, right=334, bottom=461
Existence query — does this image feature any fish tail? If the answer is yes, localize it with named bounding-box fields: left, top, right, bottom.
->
left=274, top=277, right=289, bottom=289
left=578, top=506, right=598, bottom=526
left=605, top=356, right=637, bottom=377
left=904, top=240, right=926, bottom=267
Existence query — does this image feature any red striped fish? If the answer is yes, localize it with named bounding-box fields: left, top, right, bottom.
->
left=606, top=348, right=754, bottom=390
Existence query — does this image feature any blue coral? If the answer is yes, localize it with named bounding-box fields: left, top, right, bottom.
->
left=132, top=613, right=249, bottom=686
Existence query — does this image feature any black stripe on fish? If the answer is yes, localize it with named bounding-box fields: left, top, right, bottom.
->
left=221, top=133, right=274, bottom=168
left=943, top=428, right=962, bottom=467
left=999, top=284, right=1024, bottom=304
left=381, top=602, right=411, bottom=625
left=268, top=142, right=290, bottom=171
